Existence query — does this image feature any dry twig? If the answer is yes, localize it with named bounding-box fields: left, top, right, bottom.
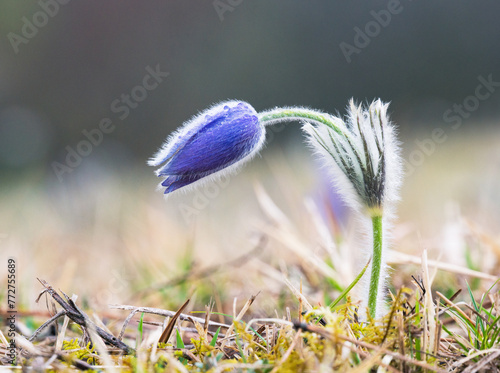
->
left=35, top=279, right=133, bottom=354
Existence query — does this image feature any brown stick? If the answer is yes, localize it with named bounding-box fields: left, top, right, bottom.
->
left=37, top=279, right=134, bottom=355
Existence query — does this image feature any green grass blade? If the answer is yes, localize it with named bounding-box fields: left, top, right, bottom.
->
left=136, top=312, right=145, bottom=349
left=176, top=328, right=185, bottom=349
left=210, top=327, right=221, bottom=347
left=191, top=311, right=234, bottom=319
left=484, top=314, right=500, bottom=348
left=249, top=326, right=267, bottom=346
left=415, top=295, right=421, bottom=361
left=329, top=258, right=371, bottom=311
left=234, top=329, right=247, bottom=363
left=480, top=278, right=500, bottom=322
left=442, top=324, right=468, bottom=353
left=466, top=280, right=484, bottom=346
left=175, top=328, right=188, bottom=365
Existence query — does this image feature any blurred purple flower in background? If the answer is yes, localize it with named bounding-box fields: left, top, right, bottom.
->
left=149, top=101, right=265, bottom=194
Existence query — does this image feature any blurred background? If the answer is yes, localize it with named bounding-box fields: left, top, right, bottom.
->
left=0, top=1, right=499, bottom=311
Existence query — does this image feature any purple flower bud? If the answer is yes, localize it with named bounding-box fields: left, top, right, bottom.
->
left=149, top=101, right=265, bottom=194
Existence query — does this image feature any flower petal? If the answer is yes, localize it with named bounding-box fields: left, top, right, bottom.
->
left=157, top=108, right=261, bottom=176
left=161, top=174, right=203, bottom=194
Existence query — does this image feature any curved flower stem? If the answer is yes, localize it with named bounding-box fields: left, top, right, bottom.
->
left=258, top=108, right=346, bottom=136
left=368, top=214, right=383, bottom=319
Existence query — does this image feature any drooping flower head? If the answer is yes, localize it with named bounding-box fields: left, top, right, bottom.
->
left=149, top=101, right=265, bottom=194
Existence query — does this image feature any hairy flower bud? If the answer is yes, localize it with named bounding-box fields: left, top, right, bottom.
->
left=149, top=101, right=265, bottom=194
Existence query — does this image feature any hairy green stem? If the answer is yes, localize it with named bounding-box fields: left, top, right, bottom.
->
left=368, top=214, right=383, bottom=319
left=258, top=108, right=346, bottom=136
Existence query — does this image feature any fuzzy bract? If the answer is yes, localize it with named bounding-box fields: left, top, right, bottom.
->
left=303, top=99, right=402, bottom=215
left=149, top=101, right=265, bottom=194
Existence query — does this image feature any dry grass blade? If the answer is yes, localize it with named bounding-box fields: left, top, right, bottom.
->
left=158, top=298, right=190, bottom=344
left=422, top=249, right=438, bottom=356
left=28, top=310, right=66, bottom=342
left=436, top=292, right=475, bottom=327
left=0, top=330, right=9, bottom=349
left=254, top=182, right=292, bottom=227
left=221, top=293, right=258, bottom=348
left=388, top=250, right=498, bottom=282
left=461, top=350, right=500, bottom=373
left=110, top=305, right=230, bottom=330
left=449, top=348, right=500, bottom=370
left=87, top=324, right=117, bottom=373
left=245, top=318, right=293, bottom=333
left=258, top=221, right=340, bottom=281
left=255, top=182, right=344, bottom=283
left=284, top=278, right=314, bottom=312
left=15, top=334, right=41, bottom=356
left=204, top=303, right=213, bottom=335
left=55, top=314, right=70, bottom=351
